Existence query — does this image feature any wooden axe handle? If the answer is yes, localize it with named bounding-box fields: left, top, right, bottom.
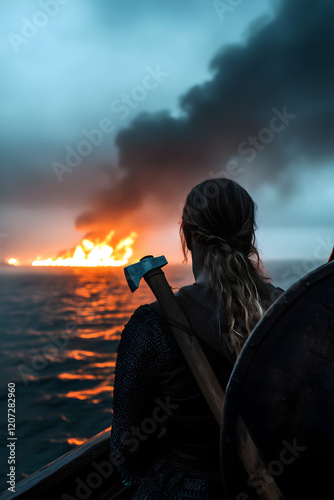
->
left=144, top=267, right=225, bottom=424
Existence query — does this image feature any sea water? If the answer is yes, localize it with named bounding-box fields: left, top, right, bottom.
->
left=0, top=259, right=322, bottom=491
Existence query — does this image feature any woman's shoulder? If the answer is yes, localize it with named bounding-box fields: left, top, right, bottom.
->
left=176, top=282, right=217, bottom=306
left=124, top=303, right=159, bottom=327
left=118, top=304, right=171, bottom=363
left=121, top=303, right=167, bottom=340
left=148, top=283, right=227, bottom=356
left=148, top=282, right=217, bottom=323
left=264, top=282, right=285, bottom=302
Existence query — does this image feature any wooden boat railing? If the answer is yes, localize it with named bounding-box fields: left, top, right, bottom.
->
left=0, top=427, right=136, bottom=500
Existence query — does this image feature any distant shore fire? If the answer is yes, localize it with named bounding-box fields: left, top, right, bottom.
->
left=31, top=231, right=137, bottom=267
left=6, top=258, right=18, bottom=266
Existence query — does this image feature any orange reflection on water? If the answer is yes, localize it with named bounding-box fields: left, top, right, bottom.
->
left=94, top=361, right=116, bottom=369
left=68, top=437, right=88, bottom=446
left=68, top=350, right=105, bottom=360
left=58, top=373, right=99, bottom=380
left=65, top=383, right=114, bottom=401
left=78, top=330, right=106, bottom=339
left=78, top=327, right=121, bottom=340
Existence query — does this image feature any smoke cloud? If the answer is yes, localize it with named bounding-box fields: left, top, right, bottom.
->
left=75, top=0, right=334, bottom=234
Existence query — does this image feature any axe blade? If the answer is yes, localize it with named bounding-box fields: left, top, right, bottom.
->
left=124, top=255, right=168, bottom=292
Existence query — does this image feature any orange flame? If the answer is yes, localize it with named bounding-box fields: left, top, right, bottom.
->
left=7, top=258, right=18, bottom=266
left=32, top=230, right=137, bottom=267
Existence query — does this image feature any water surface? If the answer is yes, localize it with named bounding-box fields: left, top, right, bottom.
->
left=0, top=259, right=319, bottom=491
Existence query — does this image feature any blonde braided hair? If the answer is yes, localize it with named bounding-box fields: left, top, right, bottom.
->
left=180, top=178, right=272, bottom=361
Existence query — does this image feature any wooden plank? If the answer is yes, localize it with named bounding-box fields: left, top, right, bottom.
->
left=0, top=428, right=111, bottom=499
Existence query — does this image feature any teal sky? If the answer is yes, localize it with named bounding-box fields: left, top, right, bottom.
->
left=0, top=0, right=333, bottom=265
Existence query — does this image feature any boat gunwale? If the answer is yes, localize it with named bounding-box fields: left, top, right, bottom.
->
left=0, top=427, right=113, bottom=499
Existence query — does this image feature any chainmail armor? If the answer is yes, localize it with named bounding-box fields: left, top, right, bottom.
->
left=109, top=304, right=210, bottom=498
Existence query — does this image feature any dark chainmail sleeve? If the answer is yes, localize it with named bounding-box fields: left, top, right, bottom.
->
left=109, top=304, right=171, bottom=486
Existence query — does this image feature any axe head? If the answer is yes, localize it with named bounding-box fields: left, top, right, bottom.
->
left=124, top=255, right=168, bottom=292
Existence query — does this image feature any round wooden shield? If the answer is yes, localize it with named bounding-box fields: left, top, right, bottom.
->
left=220, top=261, right=334, bottom=499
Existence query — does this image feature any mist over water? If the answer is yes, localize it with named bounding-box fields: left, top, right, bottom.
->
left=0, top=258, right=321, bottom=490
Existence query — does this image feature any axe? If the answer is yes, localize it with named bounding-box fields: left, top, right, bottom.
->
left=124, top=255, right=285, bottom=500
left=124, top=255, right=225, bottom=424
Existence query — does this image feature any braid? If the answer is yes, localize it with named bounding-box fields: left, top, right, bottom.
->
left=180, top=178, right=272, bottom=362
left=190, top=225, right=232, bottom=255
left=206, top=246, right=266, bottom=359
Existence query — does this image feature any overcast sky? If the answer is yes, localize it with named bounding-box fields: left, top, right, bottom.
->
left=0, top=0, right=333, bottom=265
